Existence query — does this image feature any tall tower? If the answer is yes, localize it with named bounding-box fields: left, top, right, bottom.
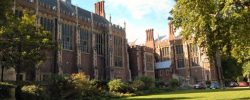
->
left=95, top=0, right=105, bottom=17
left=145, top=29, right=155, bottom=49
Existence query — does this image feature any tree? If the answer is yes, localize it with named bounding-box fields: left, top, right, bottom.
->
left=0, top=0, right=13, bottom=81
left=242, top=61, right=250, bottom=82
left=0, top=11, right=54, bottom=82
left=0, top=49, right=13, bottom=82
left=221, top=56, right=242, bottom=81
left=171, top=0, right=250, bottom=87
left=0, top=0, right=12, bottom=26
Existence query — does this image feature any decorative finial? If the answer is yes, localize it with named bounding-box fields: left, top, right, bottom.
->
left=124, top=21, right=126, bottom=29
left=109, top=14, right=112, bottom=23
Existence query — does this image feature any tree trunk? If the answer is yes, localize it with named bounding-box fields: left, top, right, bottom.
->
left=213, top=51, right=224, bottom=88
left=16, top=30, right=23, bottom=83
left=248, top=74, right=250, bottom=87
left=1, top=65, right=4, bottom=82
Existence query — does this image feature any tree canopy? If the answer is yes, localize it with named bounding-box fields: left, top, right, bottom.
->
left=0, top=0, right=12, bottom=25
left=172, top=0, right=249, bottom=57
left=0, top=10, right=55, bottom=81
left=171, top=0, right=250, bottom=83
left=242, top=61, right=250, bottom=77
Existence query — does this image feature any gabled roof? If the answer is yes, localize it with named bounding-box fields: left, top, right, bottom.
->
left=93, top=14, right=109, bottom=24
left=39, top=0, right=109, bottom=24
left=155, top=35, right=168, bottom=42
left=77, top=8, right=91, bottom=19
left=155, top=60, right=171, bottom=69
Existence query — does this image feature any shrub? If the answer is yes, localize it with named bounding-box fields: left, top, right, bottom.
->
left=109, top=92, right=136, bottom=98
left=0, top=82, right=15, bottom=98
left=47, top=73, right=104, bottom=100
left=237, top=76, right=245, bottom=82
left=90, top=79, right=108, bottom=91
left=79, top=86, right=104, bottom=100
left=21, top=85, right=47, bottom=100
left=108, top=79, right=127, bottom=93
left=169, top=79, right=179, bottom=89
left=47, top=74, right=72, bottom=100
left=131, top=80, right=145, bottom=91
left=206, top=80, right=211, bottom=85
left=206, top=80, right=211, bottom=88
left=70, top=73, right=90, bottom=90
left=121, top=83, right=134, bottom=93
left=70, top=73, right=104, bottom=100
left=138, top=76, right=154, bottom=89
left=155, top=79, right=166, bottom=88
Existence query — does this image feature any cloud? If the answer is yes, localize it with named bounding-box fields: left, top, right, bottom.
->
left=106, top=0, right=174, bottom=20
left=105, top=0, right=176, bottom=44
left=109, top=16, right=146, bottom=44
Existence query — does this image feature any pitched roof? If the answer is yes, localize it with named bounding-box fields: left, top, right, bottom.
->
left=39, top=0, right=109, bottom=24
left=155, top=35, right=168, bottom=42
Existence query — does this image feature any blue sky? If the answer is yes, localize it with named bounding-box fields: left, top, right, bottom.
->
left=72, top=0, right=176, bottom=44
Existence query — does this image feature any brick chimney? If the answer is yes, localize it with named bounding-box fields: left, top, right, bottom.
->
left=145, top=29, right=155, bottom=49
left=169, top=21, right=175, bottom=41
left=95, top=0, right=105, bottom=17
left=146, top=29, right=154, bottom=42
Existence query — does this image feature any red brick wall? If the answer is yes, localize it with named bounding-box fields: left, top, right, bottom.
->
left=62, top=51, right=77, bottom=74
left=190, top=67, right=203, bottom=83
left=128, top=46, right=155, bottom=80
left=80, top=53, right=92, bottom=76
left=156, top=69, right=172, bottom=81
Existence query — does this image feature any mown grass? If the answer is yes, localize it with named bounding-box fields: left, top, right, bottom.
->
left=118, top=87, right=250, bottom=100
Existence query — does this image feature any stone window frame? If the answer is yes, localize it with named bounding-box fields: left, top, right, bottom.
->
left=144, top=53, right=154, bottom=71
left=175, top=45, right=184, bottom=54
left=114, top=36, right=123, bottom=67
left=95, top=33, right=105, bottom=55
left=62, top=23, right=73, bottom=50
left=40, top=17, right=54, bottom=32
left=189, top=43, right=200, bottom=67
left=177, top=59, right=185, bottom=68
left=192, top=57, right=200, bottom=67
left=161, top=46, right=170, bottom=57
left=80, top=29, right=91, bottom=53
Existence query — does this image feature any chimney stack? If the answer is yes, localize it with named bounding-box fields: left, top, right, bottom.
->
left=169, top=21, right=175, bottom=41
left=146, top=29, right=154, bottom=42
left=145, top=28, right=155, bottom=49
left=95, top=0, right=105, bottom=17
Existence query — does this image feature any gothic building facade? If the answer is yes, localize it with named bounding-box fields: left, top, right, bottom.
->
left=145, top=22, right=218, bottom=84
left=9, top=0, right=131, bottom=81
left=128, top=45, right=155, bottom=80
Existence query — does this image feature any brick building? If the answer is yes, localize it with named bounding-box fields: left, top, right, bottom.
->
left=145, top=22, right=218, bottom=84
left=128, top=45, right=155, bottom=80
left=2, top=0, right=131, bottom=81
left=155, top=61, right=172, bottom=82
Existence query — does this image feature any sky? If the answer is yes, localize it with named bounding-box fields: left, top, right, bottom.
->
left=72, top=0, right=176, bottom=44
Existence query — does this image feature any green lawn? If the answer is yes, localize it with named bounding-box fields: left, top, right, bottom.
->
left=119, top=88, right=250, bottom=100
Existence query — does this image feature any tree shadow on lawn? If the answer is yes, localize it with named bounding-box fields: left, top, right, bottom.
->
left=165, top=88, right=250, bottom=95
left=119, top=97, right=202, bottom=100
left=231, top=97, right=250, bottom=100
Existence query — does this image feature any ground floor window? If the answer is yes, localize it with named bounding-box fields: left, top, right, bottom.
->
left=177, top=59, right=185, bottom=68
